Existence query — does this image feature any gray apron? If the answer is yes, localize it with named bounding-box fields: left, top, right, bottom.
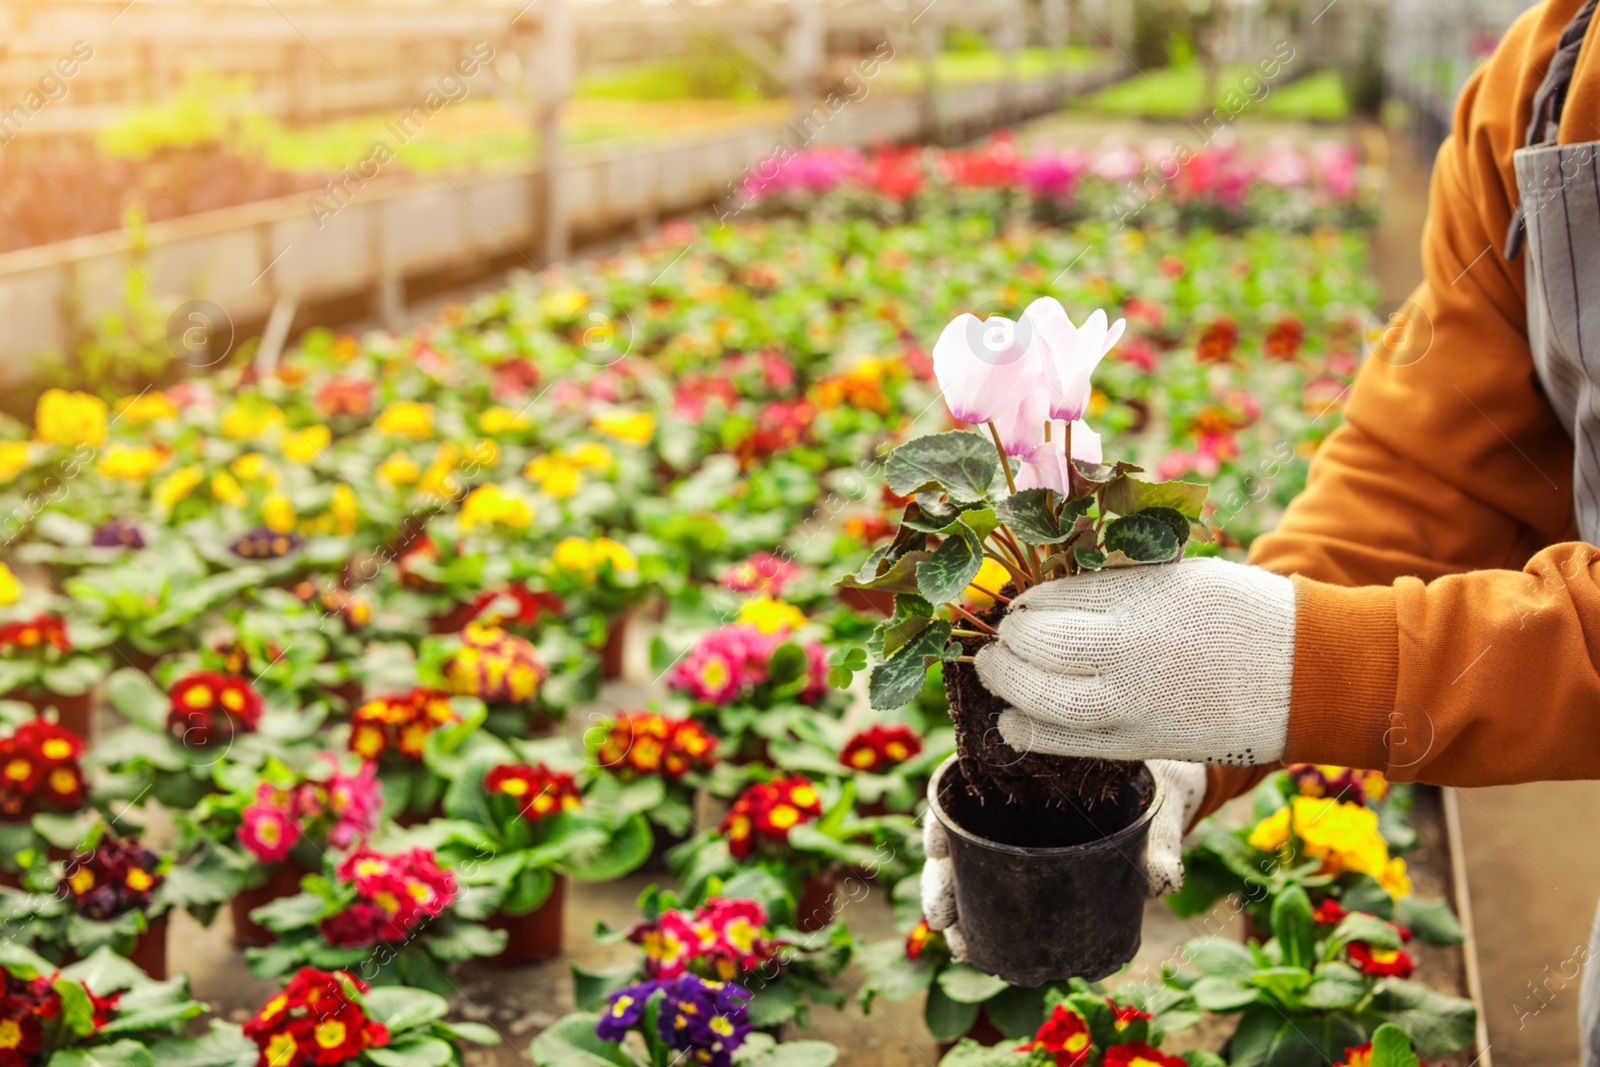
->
left=1505, top=1, right=1600, bottom=1060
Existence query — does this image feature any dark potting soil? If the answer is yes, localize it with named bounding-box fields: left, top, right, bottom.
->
left=946, top=597, right=1147, bottom=826
left=938, top=758, right=1153, bottom=850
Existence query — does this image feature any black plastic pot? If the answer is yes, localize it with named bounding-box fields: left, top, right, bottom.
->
left=927, top=753, right=1162, bottom=986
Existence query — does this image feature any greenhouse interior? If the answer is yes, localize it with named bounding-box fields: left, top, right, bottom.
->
left=0, top=0, right=1591, bottom=1064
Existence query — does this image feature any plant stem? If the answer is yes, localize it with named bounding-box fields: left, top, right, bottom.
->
left=986, top=421, right=1019, bottom=495
left=996, top=525, right=1039, bottom=582
left=951, top=656, right=977, bottom=664
left=948, top=602, right=998, bottom=634
left=951, top=628, right=989, bottom=638
left=1063, top=419, right=1074, bottom=497
left=966, top=583, right=1011, bottom=604
left=982, top=550, right=1030, bottom=590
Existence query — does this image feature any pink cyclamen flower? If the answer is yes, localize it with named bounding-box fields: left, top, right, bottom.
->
left=932, top=311, right=1043, bottom=429
left=1023, top=299, right=1126, bottom=423
left=239, top=804, right=299, bottom=863
left=1015, top=420, right=1103, bottom=495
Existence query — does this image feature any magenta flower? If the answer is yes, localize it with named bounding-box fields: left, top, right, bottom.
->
left=239, top=804, right=298, bottom=864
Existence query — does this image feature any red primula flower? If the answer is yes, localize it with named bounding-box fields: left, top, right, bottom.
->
left=1346, top=940, right=1416, bottom=979
left=167, top=670, right=263, bottom=744
left=321, top=848, right=456, bottom=947
left=1195, top=319, right=1241, bottom=364
left=594, top=712, right=718, bottom=781
left=1264, top=316, right=1306, bottom=361
left=838, top=724, right=922, bottom=773
left=904, top=918, right=935, bottom=962
left=1107, top=998, right=1153, bottom=1032
left=1100, top=1042, right=1186, bottom=1067
left=1311, top=898, right=1348, bottom=925
left=348, top=687, right=459, bottom=763
left=1017, top=1004, right=1092, bottom=1066
left=0, top=614, right=71, bottom=654
left=719, top=777, right=823, bottom=860
left=244, top=968, right=389, bottom=1067
left=484, top=762, right=581, bottom=821
left=0, top=719, right=88, bottom=818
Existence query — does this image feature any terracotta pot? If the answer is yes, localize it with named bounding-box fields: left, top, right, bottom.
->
left=936, top=1006, right=1007, bottom=1057
left=127, top=915, right=169, bottom=979
left=837, top=587, right=895, bottom=617
left=599, top=611, right=631, bottom=681
left=231, top=860, right=312, bottom=948
left=794, top=869, right=837, bottom=933
left=486, top=874, right=565, bottom=965
left=8, top=690, right=93, bottom=742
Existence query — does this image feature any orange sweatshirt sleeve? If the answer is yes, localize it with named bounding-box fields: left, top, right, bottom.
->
left=1229, top=0, right=1600, bottom=790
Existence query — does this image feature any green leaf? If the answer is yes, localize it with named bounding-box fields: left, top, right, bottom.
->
left=443, top=1021, right=500, bottom=1045
left=1134, top=506, right=1193, bottom=546
left=147, top=1022, right=261, bottom=1067
left=563, top=813, right=653, bottom=882
left=993, top=488, right=1071, bottom=545
left=54, top=978, right=99, bottom=1038
left=734, top=1034, right=840, bottom=1067
left=936, top=964, right=1009, bottom=1004
left=1394, top=896, right=1464, bottom=946
left=1101, top=513, right=1180, bottom=563
left=1330, top=912, right=1403, bottom=951
left=49, top=1039, right=156, bottom=1067
left=1358, top=979, right=1477, bottom=1057
left=1271, top=886, right=1316, bottom=971
left=366, top=1037, right=456, bottom=1067
left=1102, top=477, right=1209, bottom=519
left=363, top=986, right=450, bottom=1034
left=915, top=524, right=983, bottom=604
left=923, top=983, right=981, bottom=1042
left=1074, top=547, right=1105, bottom=569
left=1302, top=962, right=1366, bottom=1010
left=1190, top=975, right=1259, bottom=1012
left=868, top=621, right=951, bottom=710
left=1184, top=937, right=1257, bottom=980
left=835, top=551, right=932, bottom=594
left=1367, top=1023, right=1422, bottom=1067
left=528, top=1013, right=634, bottom=1067
left=886, top=431, right=1000, bottom=503
left=938, top=1040, right=1032, bottom=1067
left=106, top=668, right=169, bottom=730
left=1183, top=1052, right=1229, bottom=1067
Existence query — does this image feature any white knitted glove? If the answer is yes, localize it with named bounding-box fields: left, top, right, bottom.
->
left=921, top=760, right=1210, bottom=958
left=974, top=557, right=1294, bottom=767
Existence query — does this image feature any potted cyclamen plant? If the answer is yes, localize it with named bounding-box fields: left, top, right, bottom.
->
left=176, top=753, right=383, bottom=947
left=831, top=300, right=1212, bottom=984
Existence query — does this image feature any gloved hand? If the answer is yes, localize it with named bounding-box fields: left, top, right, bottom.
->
left=921, top=759, right=1209, bottom=959
left=974, top=557, right=1295, bottom=767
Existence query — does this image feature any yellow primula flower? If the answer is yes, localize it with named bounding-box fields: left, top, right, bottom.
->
left=377, top=453, right=420, bottom=485
left=0, top=442, right=30, bottom=482
left=459, top=484, right=533, bottom=531
left=376, top=402, right=434, bottom=440
left=552, top=536, right=595, bottom=572
left=464, top=439, right=499, bottom=471
left=417, top=443, right=460, bottom=499
left=1245, top=807, right=1290, bottom=852
left=115, top=392, right=178, bottom=424
left=331, top=484, right=360, bottom=536
left=568, top=443, right=613, bottom=471
left=1247, top=796, right=1409, bottom=899
left=964, top=558, right=1012, bottom=604
left=211, top=472, right=246, bottom=506
left=478, top=406, right=530, bottom=435
left=737, top=596, right=806, bottom=635
left=34, top=390, right=107, bottom=448
left=540, top=288, right=588, bottom=319
left=593, top=537, right=637, bottom=572
left=0, top=564, right=20, bottom=605
left=220, top=400, right=285, bottom=441
left=281, top=425, right=331, bottom=463
left=230, top=452, right=275, bottom=484
left=591, top=411, right=655, bottom=445
left=1379, top=856, right=1412, bottom=898
left=96, top=446, right=167, bottom=481
left=524, top=454, right=582, bottom=499
left=262, top=492, right=296, bottom=533
left=154, top=465, right=204, bottom=511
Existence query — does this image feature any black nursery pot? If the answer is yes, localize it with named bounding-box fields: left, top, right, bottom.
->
left=927, top=753, right=1162, bottom=987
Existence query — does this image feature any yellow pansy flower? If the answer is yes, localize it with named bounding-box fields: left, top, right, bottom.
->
left=459, top=484, right=533, bottom=531
left=262, top=492, right=296, bottom=533
left=34, top=390, right=107, bottom=448
left=96, top=446, right=166, bottom=481
left=0, top=564, right=20, bottom=605
left=737, top=596, right=807, bottom=635
left=0, top=442, right=30, bottom=482
left=281, top=425, right=331, bottom=463
left=377, top=453, right=420, bottom=485
left=376, top=402, right=434, bottom=440
left=115, top=392, right=178, bottom=424
left=478, top=406, right=530, bottom=435
left=154, top=465, right=204, bottom=511
left=591, top=411, right=655, bottom=445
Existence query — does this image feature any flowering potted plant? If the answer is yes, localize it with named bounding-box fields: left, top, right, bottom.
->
left=661, top=616, right=835, bottom=763
left=539, top=533, right=659, bottom=679
left=533, top=977, right=839, bottom=1067
left=213, top=967, right=500, bottom=1067
left=93, top=666, right=326, bottom=810
left=245, top=844, right=506, bottom=994
left=176, top=753, right=383, bottom=947
left=346, top=687, right=484, bottom=822
left=419, top=621, right=580, bottom=737
left=432, top=750, right=654, bottom=963
left=1163, top=886, right=1475, bottom=1064
left=831, top=301, right=1212, bottom=982
left=1170, top=770, right=1462, bottom=948
left=0, top=943, right=225, bottom=1065
left=771, top=720, right=951, bottom=816
left=587, top=710, right=720, bottom=848
left=0, top=715, right=93, bottom=884
left=668, top=775, right=898, bottom=931
left=0, top=608, right=109, bottom=740
left=938, top=980, right=1205, bottom=1067
left=1, top=826, right=176, bottom=978
left=575, top=888, right=852, bottom=1031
